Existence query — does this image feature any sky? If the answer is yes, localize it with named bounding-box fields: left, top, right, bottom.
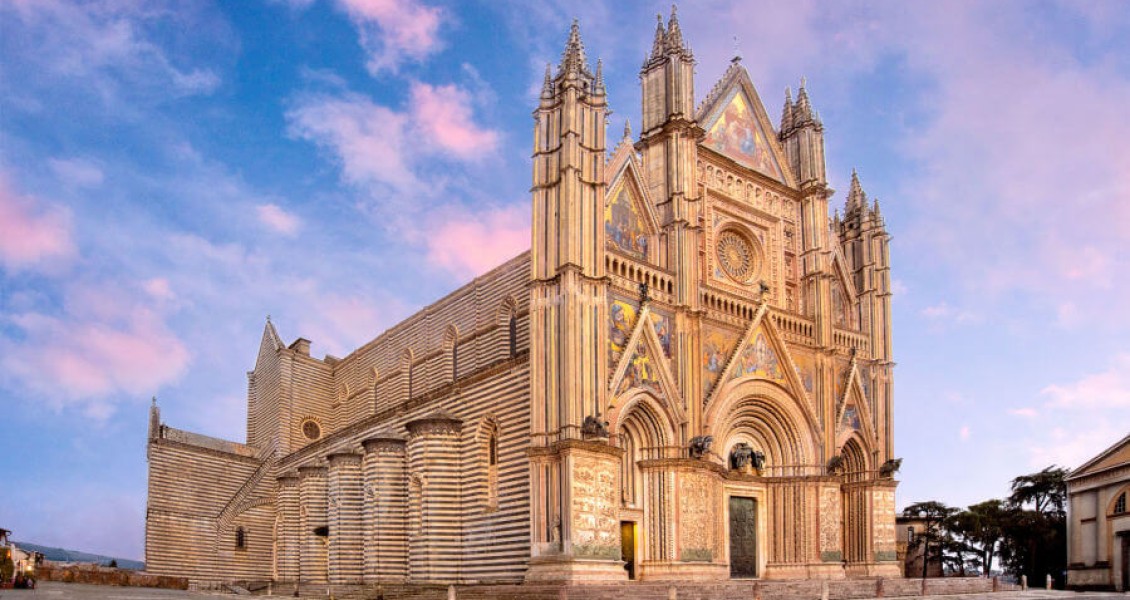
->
left=1, top=0, right=1128, bottom=562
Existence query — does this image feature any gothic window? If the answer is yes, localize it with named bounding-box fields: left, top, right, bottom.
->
left=509, top=314, right=518, bottom=357
left=1115, top=492, right=1126, bottom=515
left=483, top=421, right=500, bottom=511
left=452, top=342, right=459, bottom=381
left=235, top=526, right=246, bottom=549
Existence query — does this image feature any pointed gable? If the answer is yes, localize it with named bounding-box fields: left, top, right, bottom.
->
left=605, top=157, right=658, bottom=261
left=730, top=328, right=787, bottom=384
left=703, top=88, right=784, bottom=181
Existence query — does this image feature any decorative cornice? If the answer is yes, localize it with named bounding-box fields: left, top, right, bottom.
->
left=361, top=437, right=407, bottom=454
left=326, top=452, right=362, bottom=466
left=297, top=465, right=327, bottom=479
left=405, top=411, right=463, bottom=438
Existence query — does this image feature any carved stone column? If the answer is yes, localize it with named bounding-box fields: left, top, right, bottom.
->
left=275, top=473, right=301, bottom=582
left=298, top=465, right=328, bottom=583
left=405, top=412, right=463, bottom=584
left=327, top=452, right=363, bottom=584
left=362, top=437, right=408, bottom=583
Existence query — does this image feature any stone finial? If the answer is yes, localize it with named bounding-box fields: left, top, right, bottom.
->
left=665, top=5, right=685, bottom=52
left=594, top=58, right=605, bottom=95
left=148, top=396, right=161, bottom=441
left=795, top=78, right=813, bottom=122
left=780, top=87, right=794, bottom=132
left=847, top=168, right=867, bottom=213
left=623, top=118, right=632, bottom=141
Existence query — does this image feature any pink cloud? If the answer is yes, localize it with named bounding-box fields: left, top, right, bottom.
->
left=335, top=0, right=443, bottom=74
left=296, top=293, right=405, bottom=358
left=409, top=82, right=499, bottom=158
left=256, top=203, right=302, bottom=235
left=0, top=173, right=74, bottom=271
left=287, top=93, right=417, bottom=192
left=1040, top=353, right=1130, bottom=409
left=1, top=297, right=190, bottom=415
left=423, top=204, right=529, bottom=279
left=49, top=157, right=104, bottom=187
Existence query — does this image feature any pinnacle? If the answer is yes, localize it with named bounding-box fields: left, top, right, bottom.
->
left=623, top=118, right=632, bottom=141
left=665, top=4, right=685, bottom=52
left=558, top=18, right=591, bottom=79
left=594, top=58, right=605, bottom=94
left=541, top=63, right=553, bottom=99
left=847, top=169, right=867, bottom=211
left=649, top=14, right=666, bottom=61
left=781, top=87, right=794, bottom=131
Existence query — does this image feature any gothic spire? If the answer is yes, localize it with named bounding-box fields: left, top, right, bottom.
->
left=623, top=118, right=632, bottom=141
left=781, top=87, right=794, bottom=132
left=847, top=168, right=867, bottom=213
left=649, top=13, right=666, bottom=61
left=541, top=63, right=553, bottom=99
left=594, top=58, right=605, bottom=95
left=558, top=19, right=592, bottom=79
left=665, top=5, right=686, bottom=53
left=795, top=77, right=814, bottom=122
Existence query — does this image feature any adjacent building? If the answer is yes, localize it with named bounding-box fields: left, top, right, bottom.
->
left=1067, top=433, right=1130, bottom=591
left=146, top=12, right=898, bottom=586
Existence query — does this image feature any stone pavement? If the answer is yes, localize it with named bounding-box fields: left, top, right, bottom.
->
left=1, top=583, right=1125, bottom=600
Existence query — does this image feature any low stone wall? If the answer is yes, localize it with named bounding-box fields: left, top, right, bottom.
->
left=247, top=576, right=1015, bottom=600
left=36, top=564, right=189, bottom=590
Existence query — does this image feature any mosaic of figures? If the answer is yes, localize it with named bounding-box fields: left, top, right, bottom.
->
left=791, top=351, right=815, bottom=395
left=652, top=310, right=673, bottom=360
left=703, top=89, right=784, bottom=181
left=617, top=344, right=663, bottom=396
left=701, top=325, right=741, bottom=397
left=605, top=183, right=649, bottom=259
left=831, top=284, right=849, bottom=328
left=840, top=403, right=861, bottom=432
left=609, top=297, right=638, bottom=372
left=730, top=330, right=786, bottom=384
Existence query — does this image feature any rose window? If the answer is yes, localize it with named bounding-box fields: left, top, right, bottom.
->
left=716, top=230, right=757, bottom=282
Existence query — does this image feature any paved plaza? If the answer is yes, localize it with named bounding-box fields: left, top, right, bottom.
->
left=1, top=583, right=1126, bottom=600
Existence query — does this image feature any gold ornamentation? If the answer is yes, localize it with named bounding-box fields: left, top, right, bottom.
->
left=716, top=230, right=757, bottom=282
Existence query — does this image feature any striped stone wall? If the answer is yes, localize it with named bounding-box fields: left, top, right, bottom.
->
left=326, top=452, right=364, bottom=583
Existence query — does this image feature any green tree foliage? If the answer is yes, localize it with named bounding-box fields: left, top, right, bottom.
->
left=914, top=466, right=1068, bottom=588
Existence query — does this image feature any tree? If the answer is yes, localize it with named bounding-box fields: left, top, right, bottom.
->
left=902, top=501, right=958, bottom=578
left=999, top=466, right=1068, bottom=588
left=949, top=499, right=1007, bottom=577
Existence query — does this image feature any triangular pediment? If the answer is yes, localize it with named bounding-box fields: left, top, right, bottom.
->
left=608, top=305, right=685, bottom=422
left=1069, top=433, right=1130, bottom=479
left=697, top=65, right=794, bottom=186
left=605, top=158, right=659, bottom=261
left=835, top=362, right=878, bottom=448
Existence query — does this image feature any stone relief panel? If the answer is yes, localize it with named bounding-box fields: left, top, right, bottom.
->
left=572, top=456, right=620, bottom=559
left=873, top=488, right=897, bottom=562
left=819, top=486, right=842, bottom=562
left=702, top=325, right=741, bottom=399
left=678, top=471, right=716, bottom=562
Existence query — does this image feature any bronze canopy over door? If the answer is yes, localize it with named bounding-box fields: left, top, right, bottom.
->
left=729, top=496, right=758, bottom=578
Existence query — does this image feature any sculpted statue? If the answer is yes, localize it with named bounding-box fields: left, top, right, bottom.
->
left=826, top=454, right=845, bottom=474
left=581, top=415, right=609, bottom=439
left=879, top=457, right=903, bottom=478
left=729, top=443, right=767, bottom=473
left=688, top=435, right=713, bottom=459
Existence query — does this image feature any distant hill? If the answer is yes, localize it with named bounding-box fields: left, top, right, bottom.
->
left=12, top=541, right=145, bottom=571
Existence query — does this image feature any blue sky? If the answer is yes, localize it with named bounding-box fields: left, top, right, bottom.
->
left=1, top=0, right=1128, bottom=561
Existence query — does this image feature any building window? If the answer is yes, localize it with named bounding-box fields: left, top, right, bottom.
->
left=301, top=419, right=321, bottom=441
left=485, top=425, right=500, bottom=511
left=1115, top=492, right=1127, bottom=515
left=907, top=527, right=915, bottom=543
left=235, top=527, right=246, bottom=549
left=508, top=314, right=518, bottom=356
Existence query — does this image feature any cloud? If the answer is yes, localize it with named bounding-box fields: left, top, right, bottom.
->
left=410, top=82, right=499, bottom=158
left=1008, top=407, right=1038, bottom=419
left=959, top=425, right=971, bottom=441
left=287, top=92, right=418, bottom=193
left=49, top=157, right=104, bottom=188
left=333, top=0, right=444, bottom=74
left=0, top=173, right=75, bottom=271
left=920, top=301, right=978, bottom=324
left=421, top=204, right=529, bottom=279
left=1040, top=353, right=1130, bottom=409
left=1, top=298, right=191, bottom=416
left=256, top=203, right=302, bottom=236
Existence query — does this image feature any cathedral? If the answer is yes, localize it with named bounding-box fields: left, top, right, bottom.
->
left=146, top=12, right=898, bottom=586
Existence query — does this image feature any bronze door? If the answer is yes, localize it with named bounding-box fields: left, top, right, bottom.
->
left=621, top=522, right=636, bottom=580
left=729, top=496, right=758, bottom=578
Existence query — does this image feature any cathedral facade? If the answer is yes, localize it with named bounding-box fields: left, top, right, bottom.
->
left=146, top=13, right=898, bottom=586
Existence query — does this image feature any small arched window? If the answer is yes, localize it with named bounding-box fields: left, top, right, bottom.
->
left=489, top=433, right=498, bottom=466
left=1115, top=492, right=1127, bottom=515
left=484, top=422, right=500, bottom=511
left=508, top=314, right=518, bottom=356
left=235, top=526, right=246, bottom=549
